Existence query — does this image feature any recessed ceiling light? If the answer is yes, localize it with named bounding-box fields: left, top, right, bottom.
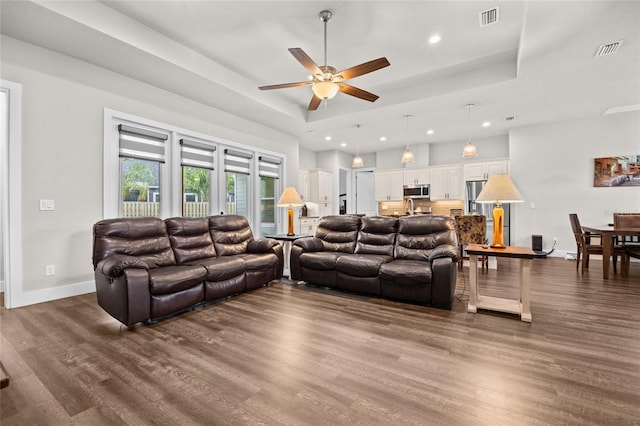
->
left=426, top=129, right=435, bottom=135
left=340, top=142, right=347, bottom=147
left=482, top=121, right=491, bottom=127
left=429, top=34, right=441, bottom=44
left=325, top=136, right=332, bottom=141
left=380, top=136, right=387, bottom=141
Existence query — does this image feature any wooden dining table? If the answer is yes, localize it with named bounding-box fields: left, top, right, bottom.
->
left=582, top=225, right=640, bottom=279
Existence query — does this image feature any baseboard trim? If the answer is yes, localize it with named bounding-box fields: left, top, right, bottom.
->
left=7, top=280, right=95, bottom=309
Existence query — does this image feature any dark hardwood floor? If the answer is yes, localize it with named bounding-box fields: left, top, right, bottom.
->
left=1, top=258, right=639, bottom=425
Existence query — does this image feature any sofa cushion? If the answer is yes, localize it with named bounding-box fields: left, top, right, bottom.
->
left=166, top=217, right=216, bottom=263
left=299, top=252, right=343, bottom=270
left=335, top=254, right=393, bottom=277
left=315, top=215, right=361, bottom=253
left=148, top=265, right=207, bottom=295
left=355, top=216, right=397, bottom=256
left=236, top=253, right=279, bottom=271
left=209, top=215, right=253, bottom=256
left=379, top=259, right=432, bottom=285
left=188, top=256, right=245, bottom=282
left=395, top=215, right=458, bottom=261
left=93, top=217, right=176, bottom=269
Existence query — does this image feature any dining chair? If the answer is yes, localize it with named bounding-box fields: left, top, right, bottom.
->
left=622, top=247, right=640, bottom=276
left=613, top=213, right=640, bottom=245
left=569, top=213, right=622, bottom=274
left=455, top=215, right=488, bottom=273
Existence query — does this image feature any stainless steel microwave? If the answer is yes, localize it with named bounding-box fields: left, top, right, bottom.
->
left=403, top=184, right=430, bottom=199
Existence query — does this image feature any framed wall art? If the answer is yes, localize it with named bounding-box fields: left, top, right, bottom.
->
left=594, top=155, right=640, bottom=187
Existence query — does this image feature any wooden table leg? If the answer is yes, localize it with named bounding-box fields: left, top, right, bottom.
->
left=520, top=258, right=532, bottom=322
left=602, top=232, right=611, bottom=280
left=468, top=254, right=478, bottom=313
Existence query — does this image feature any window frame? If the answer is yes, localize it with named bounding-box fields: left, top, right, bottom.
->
left=104, top=109, right=285, bottom=234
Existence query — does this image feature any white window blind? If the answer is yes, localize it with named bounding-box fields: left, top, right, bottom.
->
left=224, top=148, right=253, bottom=175
left=118, top=124, right=167, bottom=163
left=258, top=155, right=281, bottom=179
left=180, top=138, right=216, bottom=170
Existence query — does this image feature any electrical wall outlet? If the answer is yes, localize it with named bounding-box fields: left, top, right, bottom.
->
left=552, top=237, right=558, bottom=245
left=45, top=264, right=55, bottom=276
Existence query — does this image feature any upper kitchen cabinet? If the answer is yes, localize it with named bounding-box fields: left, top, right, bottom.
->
left=403, top=168, right=430, bottom=186
left=375, top=170, right=404, bottom=201
left=309, top=170, right=333, bottom=204
left=298, top=169, right=310, bottom=202
left=429, top=165, right=464, bottom=200
left=464, top=159, right=509, bottom=181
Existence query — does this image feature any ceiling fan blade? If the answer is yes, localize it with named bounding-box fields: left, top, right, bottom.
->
left=258, top=81, right=313, bottom=90
left=338, top=84, right=379, bottom=102
left=308, top=95, right=322, bottom=111
left=289, top=48, right=323, bottom=76
left=336, top=57, right=390, bottom=81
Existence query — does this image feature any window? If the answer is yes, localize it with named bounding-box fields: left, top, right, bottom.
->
left=224, top=149, right=252, bottom=216
left=105, top=110, right=285, bottom=234
left=180, top=138, right=215, bottom=217
left=118, top=124, right=167, bottom=217
left=258, top=155, right=282, bottom=237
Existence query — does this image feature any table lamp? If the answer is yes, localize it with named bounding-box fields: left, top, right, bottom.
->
left=277, top=187, right=304, bottom=236
left=476, top=174, right=523, bottom=248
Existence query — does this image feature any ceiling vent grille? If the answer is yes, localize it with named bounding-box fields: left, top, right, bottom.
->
left=594, top=40, right=623, bottom=57
left=480, top=7, right=500, bottom=27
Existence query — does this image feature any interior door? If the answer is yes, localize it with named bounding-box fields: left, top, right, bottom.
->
left=355, top=171, right=377, bottom=215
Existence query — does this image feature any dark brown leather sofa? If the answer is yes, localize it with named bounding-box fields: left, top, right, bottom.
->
left=290, top=214, right=458, bottom=309
left=92, top=215, right=283, bottom=326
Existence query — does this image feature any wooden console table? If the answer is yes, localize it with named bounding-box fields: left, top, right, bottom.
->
left=466, top=244, right=535, bottom=322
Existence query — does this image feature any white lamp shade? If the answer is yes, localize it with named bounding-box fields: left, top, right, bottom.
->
left=277, top=187, right=304, bottom=206
left=401, top=148, right=415, bottom=163
left=462, top=142, right=478, bottom=157
left=312, top=81, right=340, bottom=100
left=352, top=155, right=364, bottom=168
left=476, top=174, right=523, bottom=203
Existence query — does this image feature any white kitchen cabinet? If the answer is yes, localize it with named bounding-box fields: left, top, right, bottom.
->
left=309, top=170, right=332, bottom=203
left=298, top=169, right=310, bottom=202
left=464, top=160, right=509, bottom=181
left=429, top=165, right=463, bottom=200
left=299, top=217, right=319, bottom=235
left=403, top=168, right=430, bottom=185
left=374, top=170, right=404, bottom=201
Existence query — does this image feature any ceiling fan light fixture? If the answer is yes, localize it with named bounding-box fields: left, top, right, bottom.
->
left=312, top=81, right=340, bottom=100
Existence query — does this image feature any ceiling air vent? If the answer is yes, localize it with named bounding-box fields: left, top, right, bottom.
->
left=480, top=7, right=500, bottom=27
left=594, top=40, right=623, bottom=57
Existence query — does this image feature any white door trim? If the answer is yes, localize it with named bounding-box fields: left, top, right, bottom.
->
left=1, top=79, right=23, bottom=309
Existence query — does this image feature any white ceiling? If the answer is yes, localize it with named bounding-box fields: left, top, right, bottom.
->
left=1, top=1, right=638, bottom=155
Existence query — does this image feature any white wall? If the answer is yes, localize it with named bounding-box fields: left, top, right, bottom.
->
left=299, top=147, right=317, bottom=169
left=510, top=112, right=640, bottom=253
left=0, top=36, right=298, bottom=303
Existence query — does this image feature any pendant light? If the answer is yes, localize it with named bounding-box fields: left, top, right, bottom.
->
left=352, top=124, right=364, bottom=168
left=401, top=115, right=415, bottom=163
left=462, top=103, right=478, bottom=157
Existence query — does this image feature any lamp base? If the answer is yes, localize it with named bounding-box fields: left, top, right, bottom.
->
left=490, top=204, right=506, bottom=248
left=287, top=232, right=295, bottom=237
left=286, top=208, right=295, bottom=236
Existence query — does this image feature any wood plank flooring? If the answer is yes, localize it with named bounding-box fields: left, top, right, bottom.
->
left=1, top=258, right=639, bottom=425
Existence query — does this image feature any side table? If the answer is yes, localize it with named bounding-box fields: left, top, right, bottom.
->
left=465, top=244, right=535, bottom=322
left=265, top=234, right=311, bottom=278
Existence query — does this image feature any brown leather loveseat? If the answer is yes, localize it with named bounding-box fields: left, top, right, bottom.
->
left=92, top=215, right=283, bottom=326
left=290, top=214, right=458, bottom=309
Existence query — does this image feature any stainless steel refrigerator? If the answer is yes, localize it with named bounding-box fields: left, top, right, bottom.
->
left=465, top=180, right=510, bottom=246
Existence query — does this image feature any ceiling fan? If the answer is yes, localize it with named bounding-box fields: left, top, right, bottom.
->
left=258, top=10, right=390, bottom=111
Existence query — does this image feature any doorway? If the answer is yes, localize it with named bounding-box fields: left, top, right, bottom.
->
left=355, top=170, right=377, bottom=216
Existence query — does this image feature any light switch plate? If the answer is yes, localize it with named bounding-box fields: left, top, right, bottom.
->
left=39, top=199, right=55, bottom=211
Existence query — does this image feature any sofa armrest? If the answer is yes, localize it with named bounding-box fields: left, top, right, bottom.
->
left=428, top=245, right=459, bottom=262
left=98, top=254, right=148, bottom=278
left=293, top=236, right=324, bottom=252
left=247, top=238, right=279, bottom=253
left=430, top=257, right=456, bottom=309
